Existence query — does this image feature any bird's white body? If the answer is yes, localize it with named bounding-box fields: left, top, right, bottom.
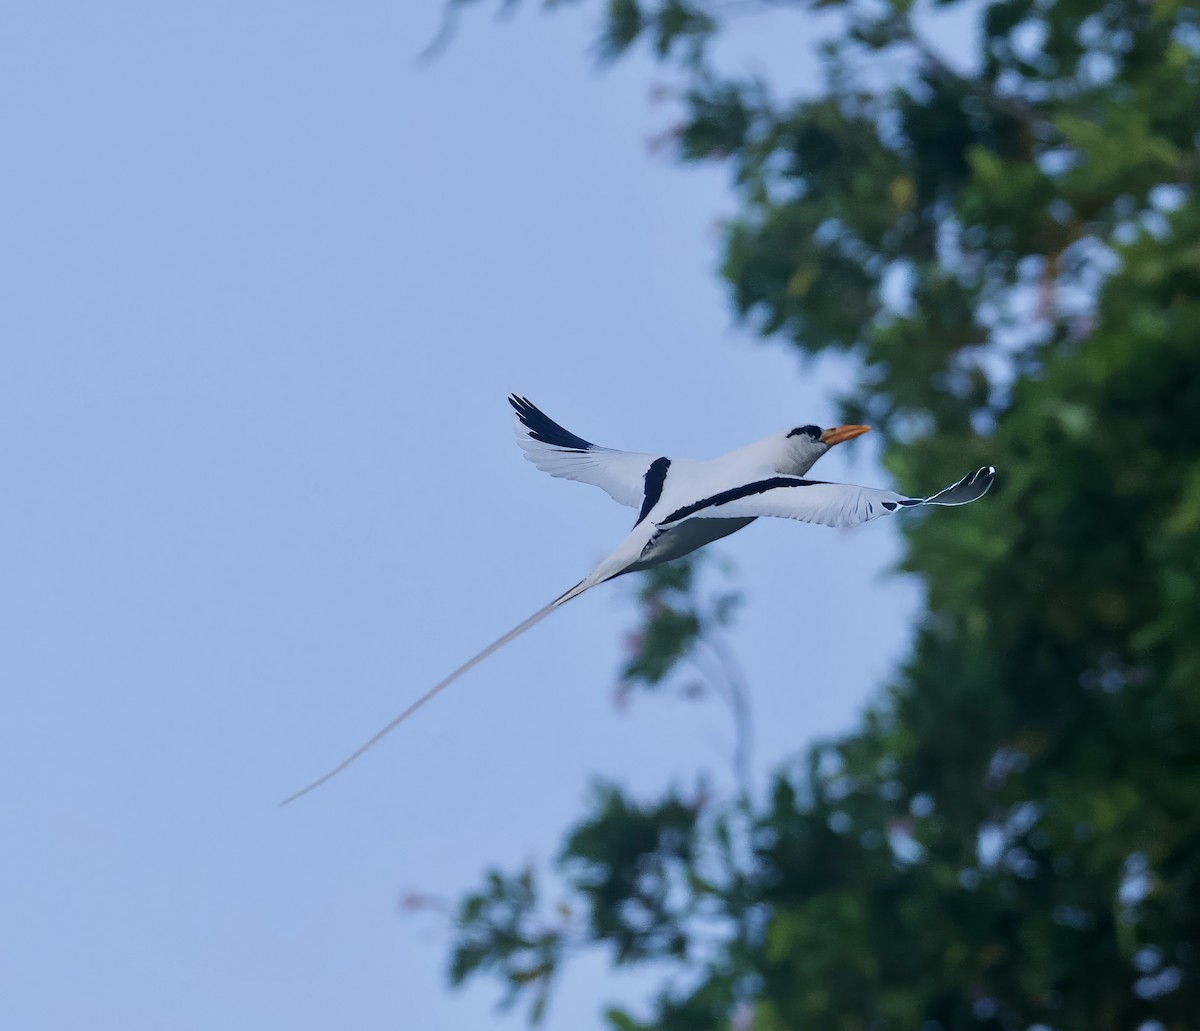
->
left=580, top=445, right=787, bottom=582
left=282, top=396, right=995, bottom=804
left=515, top=413, right=841, bottom=588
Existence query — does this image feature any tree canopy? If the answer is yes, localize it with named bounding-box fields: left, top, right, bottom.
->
left=431, top=1, right=1200, bottom=1027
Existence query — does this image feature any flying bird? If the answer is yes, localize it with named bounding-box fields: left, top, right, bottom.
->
left=282, top=395, right=995, bottom=804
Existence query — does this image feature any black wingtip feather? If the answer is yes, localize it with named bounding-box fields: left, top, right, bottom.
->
left=970, top=466, right=997, bottom=493
left=925, top=465, right=997, bottom=506
left=508, top=394, right=595, bottom=451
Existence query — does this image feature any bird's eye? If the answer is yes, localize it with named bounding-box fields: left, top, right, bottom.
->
left=787, top=424, right=823, bottom=440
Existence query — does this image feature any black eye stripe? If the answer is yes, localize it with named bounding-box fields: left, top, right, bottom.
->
left=787, top=424, right=823, bottom=440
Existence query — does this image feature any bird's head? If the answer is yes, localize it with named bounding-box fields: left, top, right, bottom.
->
left=782, top=422, right=871, bottom=474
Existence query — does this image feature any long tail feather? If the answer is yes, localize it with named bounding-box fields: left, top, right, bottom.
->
left=280, top=578, right=594, bottom=806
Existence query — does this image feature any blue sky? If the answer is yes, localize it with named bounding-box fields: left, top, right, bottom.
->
left=0, top=2, right=973, bottom=1027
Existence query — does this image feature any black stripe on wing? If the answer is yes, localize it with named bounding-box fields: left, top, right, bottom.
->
left=662, top=476, right=824, bottom=524
left=509, top=395, right=595, bottom=452
left=634, top=457, right=671, bottom=526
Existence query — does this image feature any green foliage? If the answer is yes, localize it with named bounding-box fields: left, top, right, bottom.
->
left=562, top=782, right=703, bottom=962
left=448, top=866, right=566, bottom=1023
left=437, top=0, right=1200, bottom=1026
left=595, top=0, right=716, bottom=62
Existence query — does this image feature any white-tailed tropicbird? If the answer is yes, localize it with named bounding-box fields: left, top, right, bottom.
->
left=282, top=395, right=995, bottom=804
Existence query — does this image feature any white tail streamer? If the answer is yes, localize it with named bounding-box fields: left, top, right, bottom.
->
left=280, top=578, right=595, bottom=806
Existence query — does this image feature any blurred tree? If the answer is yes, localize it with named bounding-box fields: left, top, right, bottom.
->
left=429, top=1, right=1200, bottom=1027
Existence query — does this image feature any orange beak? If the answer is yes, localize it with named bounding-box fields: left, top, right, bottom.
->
left=820, top=424, right=871, bottom=446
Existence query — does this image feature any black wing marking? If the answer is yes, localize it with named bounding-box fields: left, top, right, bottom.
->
left=661, top=476, right=824, bottom=525
left=509, top=395, right=594, bottom=452
left=508, top=394, right=660, bottom=509
left=658, top=466, right=996, bottom=530
left=634, top=457, right=672, bottom=526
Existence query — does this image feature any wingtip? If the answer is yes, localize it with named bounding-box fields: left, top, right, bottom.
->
left=509, top=394, right=534, bottom=426
left=969, top=465, right=997, bottom=502
left=922, top=465, right=997, bottom=507
left=507, top=396, right=594, bottom=451
left=965, top=465, right=996, bottom=489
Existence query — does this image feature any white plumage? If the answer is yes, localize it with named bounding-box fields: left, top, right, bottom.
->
left=283, top=395, right=995, bottom=804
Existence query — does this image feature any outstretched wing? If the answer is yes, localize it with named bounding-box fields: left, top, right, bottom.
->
left=658, top=466, right=996, bottom=530
left=510, top=394, right=662, bottom=510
